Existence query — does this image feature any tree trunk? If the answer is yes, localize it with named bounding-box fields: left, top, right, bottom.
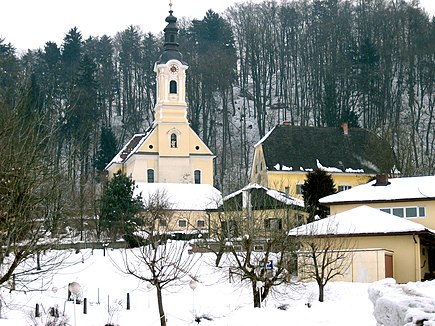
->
left=318, top=283, right=325, bottom=302
left=215, top=248, right=224, bottom=267
left=252, top=283, right=261, bottom=308
left=156, top=285, right=166, bottom=326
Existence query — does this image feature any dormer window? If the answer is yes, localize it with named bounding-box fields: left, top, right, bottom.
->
left=169, top=80, right=177, bottom=94
left=170, top=133, right=178, bottom=148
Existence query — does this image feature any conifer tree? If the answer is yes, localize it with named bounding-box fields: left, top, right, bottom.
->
left=95, top=126, right=118, bottom=172
left=99, top=171, right=143, bottom=240
left=301, top=169, right=336, bottom=222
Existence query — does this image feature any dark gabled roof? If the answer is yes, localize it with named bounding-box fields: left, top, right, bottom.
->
left=119, top=134, right=145, bottom=161
left=105, top=125, right=156, bottom=170
left=259, top=124, right=395, bottom=174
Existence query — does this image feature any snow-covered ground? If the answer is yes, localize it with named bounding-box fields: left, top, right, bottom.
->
left=0, top=246, right=433, bottom=326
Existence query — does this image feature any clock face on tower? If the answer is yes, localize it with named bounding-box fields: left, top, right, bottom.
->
left=169, top=64, right=179, bottom=74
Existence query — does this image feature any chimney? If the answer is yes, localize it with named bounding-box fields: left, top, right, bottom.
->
left=341, top=122, right=349, bottom=135
left=374, top=174, right=389, bottom=186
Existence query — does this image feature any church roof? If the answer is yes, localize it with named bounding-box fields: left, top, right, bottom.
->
left=257, top=124, right=395, bottom=175
left=105, top=126, right=155, bottom=169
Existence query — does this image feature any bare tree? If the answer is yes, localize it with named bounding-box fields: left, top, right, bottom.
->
left=119, top=190, right=198, bottom=326
left=0, top=85, right=73, bottom=291
left=291, top=218, right=354, bottom=302
left=208, top=187, right=303, bottom=308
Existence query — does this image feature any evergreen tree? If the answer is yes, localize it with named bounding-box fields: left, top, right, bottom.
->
left=99, top=171, right=143, bottom=240
left=301, top=169, right=336, bottom=222
left=61, top=27, right=83, bottom=88
left=95, top=126, right=118, bottom=172
left=0, top=39, right=20, bottom=107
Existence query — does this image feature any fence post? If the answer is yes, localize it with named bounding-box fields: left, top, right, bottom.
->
left=83, top=298, right=87, bottom=314
left=127, top=293, right=130, bottom=310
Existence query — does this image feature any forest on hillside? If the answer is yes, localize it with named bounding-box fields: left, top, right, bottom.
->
left=0, top=0, right=433, bottom=215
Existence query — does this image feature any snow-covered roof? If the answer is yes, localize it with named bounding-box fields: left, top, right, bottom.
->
left=320, top=175, right=435, bottom=204
left=288, top=205, right=435, bottom=236
left=254, top=126, right=276, bottom=148
left=223, top=183, right=304, bottom=208
left=134, top=182, right=222, bottom=211
left=105, top=126, right=155, bottom=170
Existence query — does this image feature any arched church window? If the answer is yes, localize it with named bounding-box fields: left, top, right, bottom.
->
left=194, top=170, right=201, bottom=184
left=170, top=133, right=178, bottom=148
left=170, top=80, right=177, bottom=94
left=147, top=169, right=155, bottom=183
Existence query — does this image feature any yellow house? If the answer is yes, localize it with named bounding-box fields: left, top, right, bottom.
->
left=134, top=182, right=221, bottom=237
left=319, top=175, right=435, bottom=230
left=196, top=183, right=307, bottom=252
left=220, top=183, right=308, bottom=234
left=289, top=205, right=435, bottom=283
left=105, top=9, right=214, bottom=186
left=251, top=122, right=396, bottom=198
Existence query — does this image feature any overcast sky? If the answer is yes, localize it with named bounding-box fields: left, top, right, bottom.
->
left=1, top=0, right=434, bottom=52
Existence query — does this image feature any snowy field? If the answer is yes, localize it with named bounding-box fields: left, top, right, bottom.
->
left=0, top=246, right=433, bottom=326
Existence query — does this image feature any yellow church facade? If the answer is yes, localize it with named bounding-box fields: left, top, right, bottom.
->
left=104, top=8, right=219, bottom=235
left=106, top=11, right=214, bottom=187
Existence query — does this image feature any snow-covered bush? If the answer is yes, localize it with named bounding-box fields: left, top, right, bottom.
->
left=369, top=278, right=435, bottom=326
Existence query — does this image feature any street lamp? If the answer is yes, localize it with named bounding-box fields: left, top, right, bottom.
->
left=68, top=282, right=81, bottom=326
left=189, top=279, right=198, bottom=321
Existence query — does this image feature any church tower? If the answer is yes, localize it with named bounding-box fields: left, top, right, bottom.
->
left=105, top=6, right=215, bottom=186
left=154, top=7, right=188, bottom=124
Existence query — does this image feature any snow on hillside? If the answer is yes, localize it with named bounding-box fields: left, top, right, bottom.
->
left=0, top=246, right=433, bottom=326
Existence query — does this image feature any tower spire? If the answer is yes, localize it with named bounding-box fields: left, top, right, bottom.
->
left=157, top=0, right=184, bottom=64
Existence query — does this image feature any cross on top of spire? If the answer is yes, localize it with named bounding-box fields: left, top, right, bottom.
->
left=169, top=0, right=173, bottom=11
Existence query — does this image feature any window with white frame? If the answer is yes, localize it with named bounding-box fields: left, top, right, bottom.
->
left=264, top=218, right=282, bottom=230
left=147, top=169, right=155, bottom=183
left=170, top=133, right=178, bottom=148
left=178, top=219, right=187, bottom=228
left=196, top=219, right=205, bottom=228
left=254, top=244, right=264, bottom=251
left=194, top=170, right=201, bottom=184
left=380, top=206, right=426, bottom=218
left=169, top=80, right=177, bottom=94
left=159, top=218, right=167, bottom=227
left=338, top=185, right=351, bottom=192
left=296, top=184, right=303, bottom=195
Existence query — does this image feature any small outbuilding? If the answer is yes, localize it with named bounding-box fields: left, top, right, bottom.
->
left=289, top=206, right=435, bottom=283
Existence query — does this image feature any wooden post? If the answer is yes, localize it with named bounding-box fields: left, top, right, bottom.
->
left=35, top=303, right=40, bottom=317
left=83, top=298, right=87, bottom=314
left=127, top=293, right=130, bottom=310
